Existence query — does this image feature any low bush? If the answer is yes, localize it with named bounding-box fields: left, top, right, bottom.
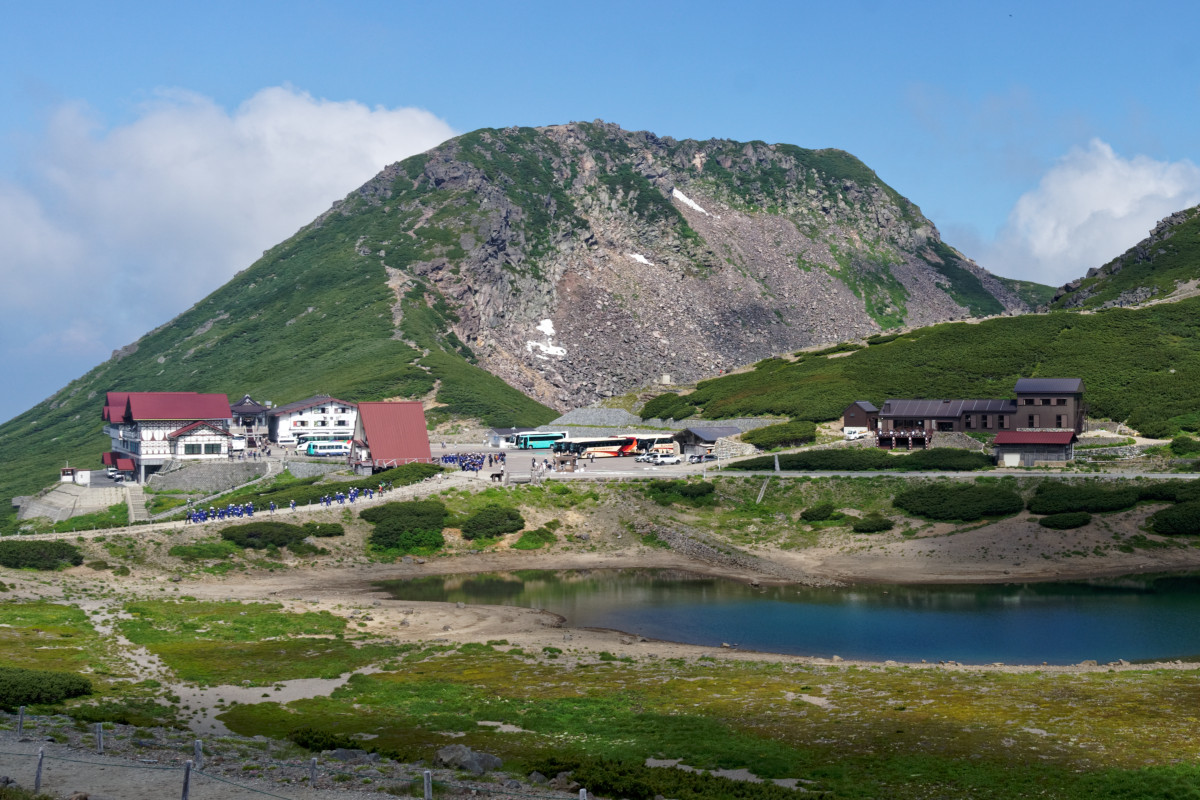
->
left=644, top=480, right=716, bottom=506
left=221, top=522, right=309, bottom=550
left=0, top=541, right=83, bottom=571
left=1150, top=502, right=1200, bottom=536
left=169, top=540, right=240, bottom=561
left=0, top=666, right=91, bottom=710
left=1038, top=512, right=1092, bottom=529
left=512, top=526, right=558, bottom=550
left=1170, top=436, right=1200, bottom=456
left=851, top=514, right=895, bottom=533
left=363, top=500, right=448, bottom=554
left=894, top=483, right=1023, bottom=521
left=800, top=501, right=837, bottom=521
left=302, top=522, right=344, bottom=537
left=85, top=560, right=110, bottom=571
left=530, top=755, right=799, bottom=800
left=639, top=392, right=697, bottom=421
left=66, top=699, right=175, bottom=727
left=1026, top=483, right=1140, bottom=515
left=742, top=420, right=817, bottom=449
left=460, top=505, right=525, bottom=540
left=729, top=448, right=990, bottom=472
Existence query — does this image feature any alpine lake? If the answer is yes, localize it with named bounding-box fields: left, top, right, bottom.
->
left=375, top=568, right=1200, bottom=665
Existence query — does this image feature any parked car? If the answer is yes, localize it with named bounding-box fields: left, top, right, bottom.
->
left=845, top=430, right=868, bottom=441
left=634, top=452, right=657, bottom=463
left=688, top=453, right=717, bottom=463
left=652, top=453, right=682, bottom=465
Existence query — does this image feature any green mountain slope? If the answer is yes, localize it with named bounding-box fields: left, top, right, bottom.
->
left=1052, top=206, right=1200, bottom=309
left=0, top=196, right=556, bottom=532
left=2, top=120, right=1050, bottom=529
left=643, top=297, right=1200, bottom=438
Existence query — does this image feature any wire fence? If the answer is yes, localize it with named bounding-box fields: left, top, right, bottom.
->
left=1, top=707, right=589, bottom=800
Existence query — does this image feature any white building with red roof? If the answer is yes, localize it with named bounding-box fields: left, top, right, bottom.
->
left=102, top=391, right=232, bottom=482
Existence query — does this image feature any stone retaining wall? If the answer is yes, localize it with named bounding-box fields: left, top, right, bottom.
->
left=282, top=460, right=347, bottom=479
left=147, top=461, right=267, bottom=494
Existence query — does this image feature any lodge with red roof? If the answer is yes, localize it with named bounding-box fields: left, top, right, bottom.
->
left=102, top=391, right=233, bottom=482
left=351, top=401, right=432, bottom=473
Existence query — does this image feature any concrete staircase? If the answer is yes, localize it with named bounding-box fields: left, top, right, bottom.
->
left=125, top=484, right=150, bottom=523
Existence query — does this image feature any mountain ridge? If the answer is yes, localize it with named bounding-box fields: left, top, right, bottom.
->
left=2, top=120, right=1048, bottom=526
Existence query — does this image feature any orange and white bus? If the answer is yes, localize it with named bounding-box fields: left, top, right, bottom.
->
left=552, top=436, right=636, bottom=458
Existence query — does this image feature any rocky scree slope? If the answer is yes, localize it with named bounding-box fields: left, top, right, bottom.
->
left=1052, top=205, right=1200, bottom=310
left=334, top=120, right=1034, bottom=408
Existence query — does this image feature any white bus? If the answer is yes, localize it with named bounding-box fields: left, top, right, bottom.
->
left=304, top=441, right=351, bottom=457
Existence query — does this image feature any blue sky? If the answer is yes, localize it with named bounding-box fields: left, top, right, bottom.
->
left=3, top=1, right=1200, bottom=423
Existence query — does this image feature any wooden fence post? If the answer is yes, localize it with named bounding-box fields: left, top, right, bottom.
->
left=34, top=748, right=44, bottom=793
left=181, top=759, right=192, bottom=800
left=16, top=706, right=23, bottom=738
left=193, top=739, right=203, bottom=770
left=95, top=722, right=104, bottom=754
left=423, top=769, right=433, bottom=800
left=309, top=757, right=318, bottom=784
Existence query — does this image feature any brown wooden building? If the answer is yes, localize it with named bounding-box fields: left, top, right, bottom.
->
left=841, top=401, right=879, bottom=433
left=1013, top=378, right=1086, bottom=433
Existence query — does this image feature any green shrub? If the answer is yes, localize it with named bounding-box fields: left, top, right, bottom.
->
left=363, top=500, right=448, bottom=554
left=512, top=526, right=558, bottom=550
left=1150, top=501, right=1200, bottom=536
left=643, top=480, right=716, bottom=506
left=639, top=392, right=697, bottom=421
left=1170, top=436, right=1200, bottom=456
left=0, top=666, right=91, bottom=710
left=529, top=755, right=799, bottom=800
left=221, top=522, right=309, bottom=550
left=1038, top=512, right=1092, bottom=529
left=302, top=522, right=345, bottom=537
left=85, top=560, right=110, bottom=571
left=460, top=505, right=525, bottom=540
left=729, top=448, right=990, bottom=472
left=742, top=421, right=817, bottom=449
left=66, top=699, right=175, bottom=727
left=1026, top=483, right=1140, bottom=515
left=851, top=514, right=895, bottom=533
left=893, top=483, right=1023, bottom=521
left=800, top=501, right=836, bottom=521
left=0, top=541, right=84, bottom=571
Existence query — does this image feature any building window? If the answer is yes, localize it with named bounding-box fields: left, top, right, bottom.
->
left=204, top=443, right=222, bottom=455
left=965, top=414, right=973, bottom=429
left=1056, top=415, right=1064, bottom=428
left=981, top=415, right=989, bottom=428
left=336, top=420, right=348, bottom=426
left=999, top=416, right=1007, bottom=430
left=1056, top=398, right=1067, bottom=405
left=1023, top=399, right=1034, bottom=405
left=184, top=444, right=201, bottom=455
left=1028, top=415, right=1035, bottom=428
left=1041, top=398, right=1051, bottom=405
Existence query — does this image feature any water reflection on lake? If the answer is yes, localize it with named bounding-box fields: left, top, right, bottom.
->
left=374, top=569, right=1200, bottom=665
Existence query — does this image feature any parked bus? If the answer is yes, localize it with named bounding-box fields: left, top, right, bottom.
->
left=514, top=431, right=568, bottom=450
left=633, top=434, right=676, bottom=455
left=304, top=441, right=351, bottom=457
left=552, top=437, right=636, bottom=458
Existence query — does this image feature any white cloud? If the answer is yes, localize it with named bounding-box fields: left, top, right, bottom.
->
left=0, top=86, right=456, bottom=422
left=982, top=139, right=1200, bottom=287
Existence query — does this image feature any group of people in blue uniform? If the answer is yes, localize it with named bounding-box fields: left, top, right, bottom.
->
left=440, top=452, right=504, bottom=472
